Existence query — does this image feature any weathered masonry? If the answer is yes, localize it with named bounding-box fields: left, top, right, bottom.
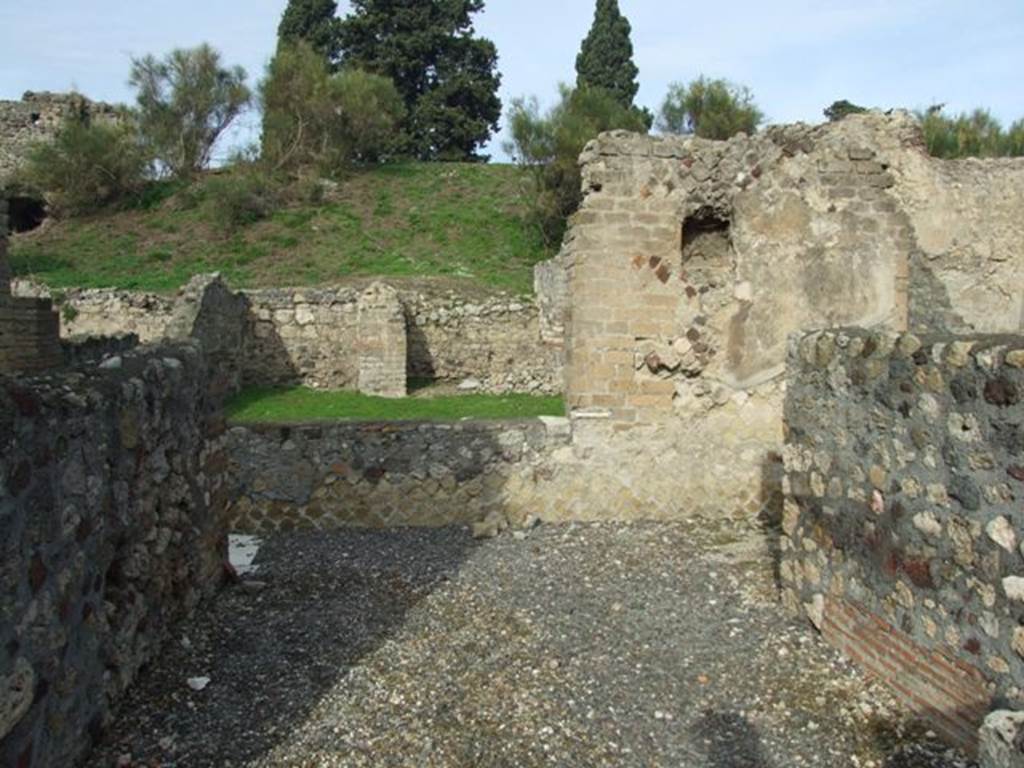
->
left=781, top=330, right=1024, bottom=753
left=14, top=280, right=562, bottom=396
left=0, top=345, right=232, bottom=768
left=0, top=259, right=245, bottom=766
left=538, top=111, right=1024, bottom=521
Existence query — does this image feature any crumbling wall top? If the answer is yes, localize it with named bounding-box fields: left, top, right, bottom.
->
left=0, top=91, right=121, bottom=183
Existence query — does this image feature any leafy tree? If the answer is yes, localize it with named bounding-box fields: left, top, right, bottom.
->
left=261, top=42, right=404, bottom=173
left=330, top=68, right=406, bottom=162
left=657, top=76, right=763, bottom=139
left=506, top=84, right=648, bottom=246
left=824, top=99, right=867, bottom=122
left=277, top=0, right=340, bottom=63
left=20, top=107, right=146, bottom=215
left=261, top=42, right=337, bottom=171
left=575, top=0, right=639, bottom=109
left=337, top=0, right=502, bottom=160
left=130, top=44, right=251, bottom=178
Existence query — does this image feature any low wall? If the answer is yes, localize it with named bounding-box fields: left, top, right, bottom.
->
left=14, top=282, right=562, bottom=394
left=59, top=332, right=138, bottom=368
left=0, top=342, right=230, bottom=768
left=226, top=417, right=570, bottom=531
left=780, top=329, right=1024, bottom=749
left=225, top=396, right=783, bottom=533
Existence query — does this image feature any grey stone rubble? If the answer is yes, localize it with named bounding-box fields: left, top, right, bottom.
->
left=84, top=522, right=977, bottom=768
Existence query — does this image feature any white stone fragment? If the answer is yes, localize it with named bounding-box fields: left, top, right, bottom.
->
left=1003, top=576, right=1024, bottom=603
left=979, top=709, right=1024, bottom=768
left=228, top=534, right=262, bottom=576
left=1, top=658, right=35, bottom=740
left=804, top=593, right=825, bottom=630
left=987, top=516, right=1018, bottom=553
left=913, top=511, right=943, bottom=538
left=187, top=676, right=211, bottom=692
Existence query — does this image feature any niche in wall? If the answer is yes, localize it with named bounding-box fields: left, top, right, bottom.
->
left=681, top=208, right=731, bottom=286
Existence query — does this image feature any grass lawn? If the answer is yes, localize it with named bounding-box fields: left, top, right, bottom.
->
left=10, top=162, right=550, bottom=295
left=226, top=386, right=565, bottom=423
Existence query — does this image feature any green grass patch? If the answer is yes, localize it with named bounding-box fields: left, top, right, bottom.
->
left=11, top=162, right=550, bottom=295
left=226, top=386, right=565, bottom=423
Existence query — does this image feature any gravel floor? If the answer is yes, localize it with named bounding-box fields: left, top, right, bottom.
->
left=86, top=520, right=976, bottom=768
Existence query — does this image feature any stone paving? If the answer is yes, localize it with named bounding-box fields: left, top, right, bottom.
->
left=86, top=521, right=975, bottom=768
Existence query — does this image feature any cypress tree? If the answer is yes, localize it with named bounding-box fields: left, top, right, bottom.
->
left=338, top=0, right=502, bottom=160
left=575, top=0, right=640, bottom=109
left=277, top=0, right=340, bottom=62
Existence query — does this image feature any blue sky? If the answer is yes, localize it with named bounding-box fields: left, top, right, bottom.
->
left=1, top=1, right=1021, bottom=161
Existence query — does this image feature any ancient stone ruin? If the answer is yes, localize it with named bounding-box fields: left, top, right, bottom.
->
left=0, top=91, right=120, bottom=185
left=3, top=110, right=1024, bottom=766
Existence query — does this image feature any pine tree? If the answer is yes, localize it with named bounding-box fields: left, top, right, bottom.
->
left=277, top=0, right=340, bottom=62
left=575, top=0, right=639, bottom=109
left=338, top=0, right=502, bottom=160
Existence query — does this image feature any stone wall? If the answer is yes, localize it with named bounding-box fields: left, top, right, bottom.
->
left=226, top=417, right=571, bottom=532
left=13, top=281, right=562, bottom=394
left=0, top=92, right=121, bottom=183
left=0, top=341, right=230, bottom=768
left=548, top=111, right=1024, bottom=520
left=780, top=328, right=1024, bottom=749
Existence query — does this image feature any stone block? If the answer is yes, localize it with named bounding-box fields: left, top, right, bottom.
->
left=979, top=710, right=1024, bottom=768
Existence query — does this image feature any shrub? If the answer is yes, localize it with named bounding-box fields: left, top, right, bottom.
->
left=261, top=42, right=403, bottom=174
left=657, top=77, right=763, bottom=139
left=130, top=43, right=251, bottom=179
left=329, top=68, right=406, bottom=163
left=20, top=109, right=146, bottom=215
left=506, top=84, right=648, bottom=246
left=824, top=99, right=868, bottom=122
left=204, top=166, right=282, bottom=232
left=918, top=106, right=1024, bottom=158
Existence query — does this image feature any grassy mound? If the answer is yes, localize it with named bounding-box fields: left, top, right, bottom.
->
left=10, top=162, right=549, bottom=294
left=226, top=386, right=565, bottom=423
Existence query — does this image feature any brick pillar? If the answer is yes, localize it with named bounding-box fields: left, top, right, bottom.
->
left=356, top=282, right=406, bottom=398
left=0, top=196, right=10, bottom=297
left=0, top=195, right=63, bottom=373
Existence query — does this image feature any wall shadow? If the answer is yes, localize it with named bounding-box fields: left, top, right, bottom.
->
left=691, top=709, right=775, bottom=768
left=238, top=304, right=301, bottom=390
left=758, top=451, right=785, bottom=590
left=908, top=257, right=972, bottom=334
left=405, top=315, right=437, bottom=381
left=85, top=526, right=482, bottom=767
